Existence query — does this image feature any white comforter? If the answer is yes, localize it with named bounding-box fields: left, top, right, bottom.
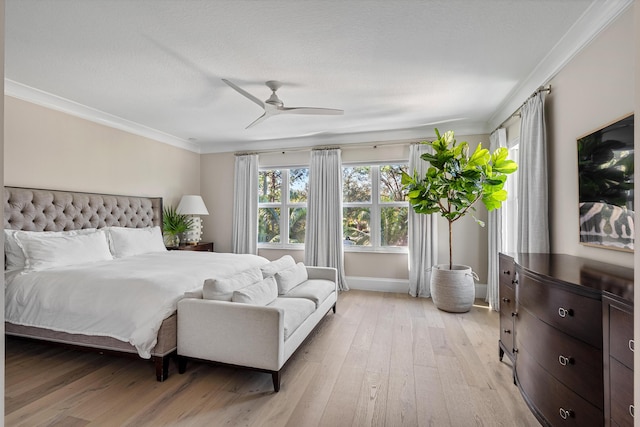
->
left=5, top=251, right=268, bottom=358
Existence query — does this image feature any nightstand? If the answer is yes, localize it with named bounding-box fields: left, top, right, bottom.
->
left=168, top=242, right=214, bottom=252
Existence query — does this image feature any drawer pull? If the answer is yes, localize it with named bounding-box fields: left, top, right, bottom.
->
left=503, top=329, right=511, bottom=334
left=512, top=279, right=518, bottom=285
left=502, top=297, right=510, bottom=303
left=629, top=339, right=634, bottom=352
left=502, top=270, right=510, bottom=275
left=558, top=355, right=573, bottom=366
left=559, top=407, right=573, bottom=420
left=630, top=404, right=634, bottom=418
left=557, top=307, right=573, bottom=318
left=511, top=312, right=518, bottom=317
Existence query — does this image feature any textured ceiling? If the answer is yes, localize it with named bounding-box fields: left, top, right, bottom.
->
left=4, top=0, right=630, bottom=153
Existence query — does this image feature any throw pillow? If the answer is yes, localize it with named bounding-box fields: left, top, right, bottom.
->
left=274, top=262, right=308, bottom=294
left=232, top=276, right=278, bottom=305
left=203, top=267, right=263, bottom=301
left=260, top=255, right=296, bottom=278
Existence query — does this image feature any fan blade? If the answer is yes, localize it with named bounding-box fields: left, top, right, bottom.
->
left=280, top=107, right=344, bottom=115
left=245, top=113, right=269, bottom=129
left=222, top=79, right=264, bottom=108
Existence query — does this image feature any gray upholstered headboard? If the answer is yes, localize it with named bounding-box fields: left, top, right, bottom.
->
left=4, top=187, right=162, bottom=231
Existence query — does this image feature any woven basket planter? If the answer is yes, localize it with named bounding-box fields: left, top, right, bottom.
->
left=430, top=264, right=477, bottom=313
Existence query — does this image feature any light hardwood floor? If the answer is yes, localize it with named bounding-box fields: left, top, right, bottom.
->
left=5, top=290, right=540, bottom=426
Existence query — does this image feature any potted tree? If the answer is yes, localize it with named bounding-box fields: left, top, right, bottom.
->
left=162, top=205, right=193, bottom=248
left=402, top=129, right=517, bottom=312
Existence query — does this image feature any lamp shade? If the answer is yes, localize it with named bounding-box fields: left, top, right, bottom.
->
left=176, top=195, right=209, bottom=215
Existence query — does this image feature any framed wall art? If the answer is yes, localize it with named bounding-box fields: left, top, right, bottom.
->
left=577, top=113, right=634, bottom=251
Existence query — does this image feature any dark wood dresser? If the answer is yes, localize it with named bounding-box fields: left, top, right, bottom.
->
left=499, top=253, right=634, bottom=427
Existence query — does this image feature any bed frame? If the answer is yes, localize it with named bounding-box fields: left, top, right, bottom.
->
left=4, top=186, right=176, bottom=381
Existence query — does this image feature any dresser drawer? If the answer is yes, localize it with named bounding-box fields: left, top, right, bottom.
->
left=499, top=279, right=516, bottom=353
left=609, top=302, right=634, bottom=369
left=518, top=270, right=602, bottom=348
left=516, top=345, right=603, bottom=426
left=610, top=357, right=634, bottom=427
left=517, top=306, right=603, bottom=408
left=499, top=254, right=516, bottom=290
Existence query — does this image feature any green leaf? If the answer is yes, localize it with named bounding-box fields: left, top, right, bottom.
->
left=467, top=143, right=490, bottom=167
left=493, top=159, right=518, bottom=174
left=401, top=171, right=414, bottom=185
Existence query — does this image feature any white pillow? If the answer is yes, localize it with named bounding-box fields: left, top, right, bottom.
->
left=15, top=229, right=113, bottom=272
left=260, top=255, right=296, bottom=278
left=232, top=277, right=278, bottom=305
left=203, top=267, right=263, bottom=301
left=5, top=228, right=98, bottom=271
left=274, top=262, right=308, bottom=294
left=106, top=226, right=166, bottom=258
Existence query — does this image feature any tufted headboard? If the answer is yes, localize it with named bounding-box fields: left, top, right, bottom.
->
left=4, top=187, right=162, bottom=231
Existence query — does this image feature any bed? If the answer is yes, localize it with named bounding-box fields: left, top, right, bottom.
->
left=4, top=186, right=267, bottom=381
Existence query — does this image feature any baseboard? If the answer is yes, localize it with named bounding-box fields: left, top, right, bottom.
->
left=345, top=276, right=487, bottom=299
left=346, top=276, right=409, bottom=293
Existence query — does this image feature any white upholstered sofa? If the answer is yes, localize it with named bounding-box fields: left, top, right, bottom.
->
left=177, top=256, right=338, bottom=391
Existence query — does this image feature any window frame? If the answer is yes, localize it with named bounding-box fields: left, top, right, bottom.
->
left=342, top=162, right=409, bottom=254
left=258, top=167, right=308, bottom=249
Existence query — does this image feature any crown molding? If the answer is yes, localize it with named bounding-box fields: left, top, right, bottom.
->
left=4, top=79, right=201, bottom=153
left=487, top=0, right=634, bottom=132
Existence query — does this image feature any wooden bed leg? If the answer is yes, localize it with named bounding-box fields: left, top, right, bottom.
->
left=155, top=356, right=169, bottom=382
left=272, top=371, right=281, bottom=392
left=178, top=356, right=188, bottom=374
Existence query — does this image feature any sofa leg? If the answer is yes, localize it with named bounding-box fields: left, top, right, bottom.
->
left=272, top=371, right=281, bottom=392
left=177, top=356, right=188, bottom=374
left=332, top=303, right=336, bottom=314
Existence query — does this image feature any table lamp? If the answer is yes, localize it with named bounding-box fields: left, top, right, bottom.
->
left=177, top=195, right=209, bottom=244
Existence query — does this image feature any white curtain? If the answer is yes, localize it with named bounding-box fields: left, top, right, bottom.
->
left=408, top=143, right=438, bottom=297
left=518, top=92, right=550, bottom=253
left=232, top=153, right=259, bottom=254
left=305, top=148, right=349, bottom=291
left=486, top=128, right=507, bottom=311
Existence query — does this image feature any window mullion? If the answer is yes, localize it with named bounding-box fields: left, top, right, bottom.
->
left=371, top=166, right=380, bottom=248
left=282, top=169, right=290, bottom=245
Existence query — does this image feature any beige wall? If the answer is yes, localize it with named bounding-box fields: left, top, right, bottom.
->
left=200, top=134, right=491, bottom=283
left=4, top=96, right=201, bottom=207
left=546, top=7, right=634, bottom=268
left=200, top=152, right=235, bottom=253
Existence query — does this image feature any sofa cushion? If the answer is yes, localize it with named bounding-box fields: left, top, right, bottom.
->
left=260, top=255, right=296, bottom=278
left=232, top=277, right=278, bottom=306
left=268, top=298, right=316, bottom=340
left=274, top=262, right=308, bottom=294
left=203, top=267, right=263, bottom=301
left=280, top=279, right=335, bottom=308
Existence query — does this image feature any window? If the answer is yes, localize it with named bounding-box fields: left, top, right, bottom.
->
left=342, top=163, right=408, bottom=251
left=258, top=168, right=308, bottom=246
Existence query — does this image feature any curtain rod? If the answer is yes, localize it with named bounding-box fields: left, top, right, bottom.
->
left=493, top=85, right=551, bottom=133
left=237, top=139, right=415, bottom=156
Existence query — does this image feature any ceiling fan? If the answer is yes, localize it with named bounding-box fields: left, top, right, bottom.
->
left=222, top=79, right=344, bottom=128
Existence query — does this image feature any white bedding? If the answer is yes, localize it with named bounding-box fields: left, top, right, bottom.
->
left=5, top=251, right=268, bottom=358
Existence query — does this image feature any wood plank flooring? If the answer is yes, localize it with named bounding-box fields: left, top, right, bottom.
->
left=5, top=290, right=540, bottom=426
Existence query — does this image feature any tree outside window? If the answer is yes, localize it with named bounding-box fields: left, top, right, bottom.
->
left=343, top=164, right=408, bottom=250
left=258, top=168, right=308, bottom=246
